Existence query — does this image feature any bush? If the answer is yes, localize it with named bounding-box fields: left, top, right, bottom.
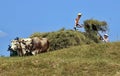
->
left=30, top=29, right=89, bottom=51
left=84, top=19, right=108, bottom=32
left=83, top=19, right=108, bottom=43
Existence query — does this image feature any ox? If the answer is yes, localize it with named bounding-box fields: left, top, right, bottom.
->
left=9, top=37, right=49, bottom=56
left=9, top=38, right=32, bottom=56
left=10, top=39, right=23, bottom=56
left=30, top=37, right=49, bottom=55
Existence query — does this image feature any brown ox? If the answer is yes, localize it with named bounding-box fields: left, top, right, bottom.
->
left=30, top=37, right=49, bottom=55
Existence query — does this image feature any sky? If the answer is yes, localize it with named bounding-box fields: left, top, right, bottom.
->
left=0, top=0, right=120, bottom=56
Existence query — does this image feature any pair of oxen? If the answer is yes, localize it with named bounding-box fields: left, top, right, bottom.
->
left=8, top=37, right=49, bottom=56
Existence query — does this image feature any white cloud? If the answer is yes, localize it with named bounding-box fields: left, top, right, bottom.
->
left=0, top=30, right=7, bottom=37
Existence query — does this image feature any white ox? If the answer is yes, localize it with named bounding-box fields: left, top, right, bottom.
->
left=10, top=38, right=32, bottom=56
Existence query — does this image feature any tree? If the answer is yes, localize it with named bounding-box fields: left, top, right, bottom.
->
left=84, top=19, right=108, bottom=32
left=83, top=19, right=108, bottom=43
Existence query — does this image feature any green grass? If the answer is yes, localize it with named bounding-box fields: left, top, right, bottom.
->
left=1, top=42, right=120, bottom=76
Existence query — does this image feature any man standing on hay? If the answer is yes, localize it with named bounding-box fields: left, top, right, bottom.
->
left=74, top=13, right=83, bottom=31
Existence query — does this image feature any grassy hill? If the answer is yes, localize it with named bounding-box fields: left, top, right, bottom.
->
left=1, top=42, right=120, bottom=76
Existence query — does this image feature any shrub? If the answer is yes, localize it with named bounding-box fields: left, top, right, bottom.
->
left=30, top=29, right=88, bottom=51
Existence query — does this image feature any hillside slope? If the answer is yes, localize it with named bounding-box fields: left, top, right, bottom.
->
left=1, top=42, right=120, bottom=76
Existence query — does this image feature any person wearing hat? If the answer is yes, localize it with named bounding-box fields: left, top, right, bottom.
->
left=103, top=34, right=109, bottom=42
left=74, top=13, right=82, bottom=31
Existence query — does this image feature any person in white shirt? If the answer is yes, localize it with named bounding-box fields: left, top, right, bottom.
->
left=74, top=13, right=82, bottom=30
left=103, top=34, right=109, bottom=43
